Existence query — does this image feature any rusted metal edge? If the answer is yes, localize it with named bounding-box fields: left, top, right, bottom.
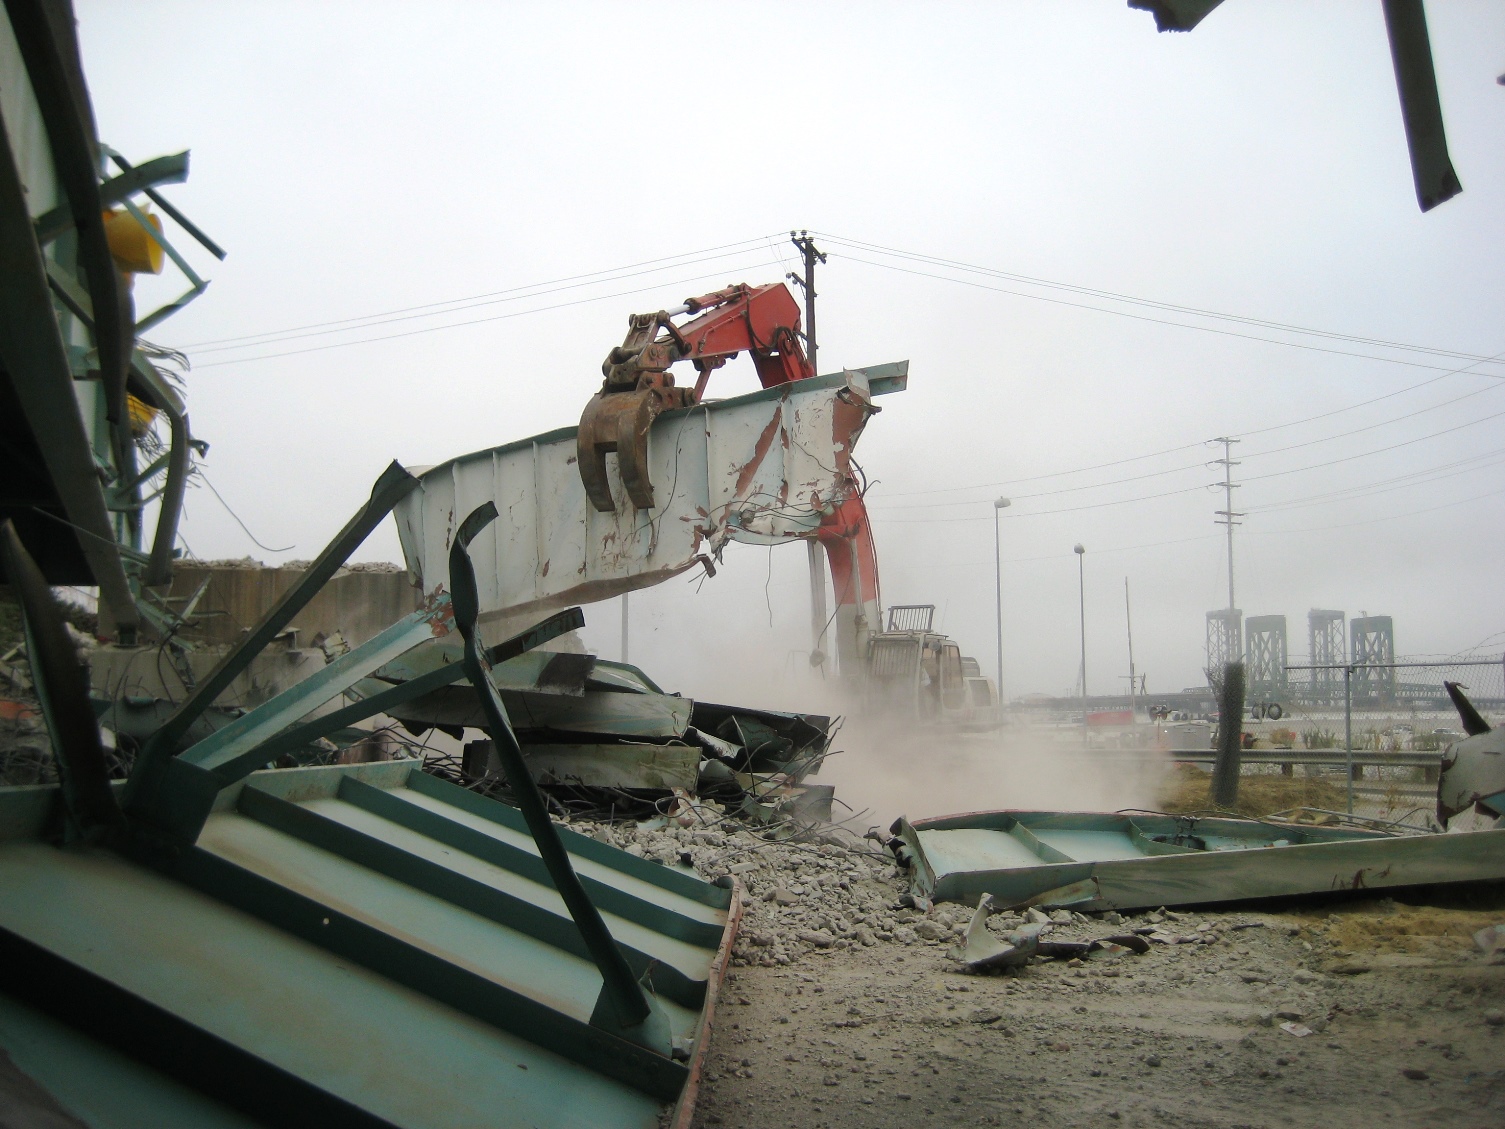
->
left=669, top=876, right=743, bottom=1129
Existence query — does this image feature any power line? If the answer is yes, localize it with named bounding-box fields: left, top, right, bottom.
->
left=1241, top=406, right=1505, bottom=485
left=876, top=351, right=1503, bottom=502
left=873, top=384, right=1505, bottom=516
left=836, top=251, right=1505, bottom=380
left=813, top=232, right=1505, bottom=370
left=910, top=476, right=1505, bottom=568
left=192, top=266, right=761, bottom=368
left=1251, top=485, right=1505, bottom=537
left=873, top=480, right=1211, bottom=522
left=189, top=244, right=781, bottom=357
left=1248, top=448, right=1505, bottom=514
left=180, top=235, right=785, bottom=350
left=870, top=441, right=1206, bottom=499
left=1242, top=377, right=1504, bottom=459
left=872, top=390, right=1504, bottom=512
left=869, top=457, right=1209, bottom=509
left=872, top=420, right=1505, bottom=525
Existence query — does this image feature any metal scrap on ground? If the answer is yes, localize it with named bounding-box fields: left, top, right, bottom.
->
left=890, top=806, right=1505, bottom=912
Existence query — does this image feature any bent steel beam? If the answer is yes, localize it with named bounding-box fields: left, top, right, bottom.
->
left=123, top=462, right=419, bottom=833
left=0, top=520, right=123, bottom=841
left=0, top=98, right=138, bottom=633
left=450, top=502, right=668, bottom=1051
left=1381, top=0, right=1462, bottom=212
left=32, top=150, right=190, bottom=244
left=6, top=0, right=134, bottom=436
left=215, top=607, right=585, bottom=771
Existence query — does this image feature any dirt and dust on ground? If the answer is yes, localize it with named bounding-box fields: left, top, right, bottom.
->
left=592, top=806, right=1505, bottom=1129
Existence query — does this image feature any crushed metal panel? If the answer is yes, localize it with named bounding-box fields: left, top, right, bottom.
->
left=387, top=682, right=694, bottom=740
left=0, top=761, right=738, bottom=1127
left=523, top=744, right=700, bottom=791
left=1438, top=730, right=1505, bottom=825
left=465, top=741, right=702, bottom=792
left=1436, top=681, right=1502, bottom=826
left=892, top=809, right=1505, bottom=911
left=394, top=367, right=903, bottom=625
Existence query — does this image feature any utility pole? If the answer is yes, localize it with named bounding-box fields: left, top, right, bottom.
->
left=788, top=231, right=826, bottom=375
left=1124, top=577, right=1137, bottom=719
left=1074, top=543, right=1087, bottom=743
left=993, top=497, right=1011, bottom=715
left=790, top=231, right=830, bottom=671
left=621, top=592, right=630, bottom=665
left=1210, top=437, right=1242, bottom=614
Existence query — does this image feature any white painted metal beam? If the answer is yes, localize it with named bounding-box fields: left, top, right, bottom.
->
left=395, top=365, right=905, bottom=627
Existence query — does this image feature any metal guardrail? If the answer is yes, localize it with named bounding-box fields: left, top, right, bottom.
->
left=1168, top=749, right=1441, bottom=769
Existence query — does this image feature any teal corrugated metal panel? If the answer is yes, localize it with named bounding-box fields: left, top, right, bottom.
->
left=0, top=10, right=61, bottom=216
left=0, top=843, right=665, bottom=1129
left=896, top=809, right=1505, bottom=911
left=0, top=762, right=737, bottom=1127
left=0, top=994, right=263, bottom=1129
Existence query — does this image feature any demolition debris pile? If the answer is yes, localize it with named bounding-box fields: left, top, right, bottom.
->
left=574, top=815, right=1258, bottom=974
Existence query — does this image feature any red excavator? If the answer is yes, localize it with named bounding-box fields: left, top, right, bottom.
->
left=576, top=282, right=999, bottom=724
left=576, top=281, right=881, bottom=682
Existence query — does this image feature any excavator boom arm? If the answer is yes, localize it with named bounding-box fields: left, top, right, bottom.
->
left=674, top=282, right=814, bottom=386
left=576, top=279, right=881, bottom=678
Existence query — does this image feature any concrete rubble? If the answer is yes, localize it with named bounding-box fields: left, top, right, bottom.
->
left=673, top=823, right=1505, bottom=1128
left=570, top=806, right=1501, bottom=1127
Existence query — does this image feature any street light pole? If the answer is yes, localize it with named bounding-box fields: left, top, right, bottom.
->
left=993, top=498, right=1011, bottom=717
left=1074, top=543, right=1087, bottom=743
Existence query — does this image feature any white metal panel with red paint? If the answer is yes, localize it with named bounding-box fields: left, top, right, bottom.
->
left=393, top=365, right=906, bottom=643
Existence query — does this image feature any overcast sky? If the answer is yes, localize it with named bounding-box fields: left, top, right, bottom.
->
left=76, top=2, right=1505, bottom=706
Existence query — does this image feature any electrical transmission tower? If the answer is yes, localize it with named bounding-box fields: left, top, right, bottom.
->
left=1205, top=437, right=1244, bottom=670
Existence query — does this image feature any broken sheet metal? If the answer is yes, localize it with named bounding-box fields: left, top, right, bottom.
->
left=1437, top=681, right=1505, bottom=826
left=890, top=809, right=1505, bottom=912
left=0, top=760, right=739, bottom=1128
left=958, top=906, right=1044, bottom=971
left=465, top=740, right=703, bottom=792
left=393, top=365, right=906, bottom=627
left=955, top=895, right=1151, bottom=972
left=358, top=635, right=836, bottom=815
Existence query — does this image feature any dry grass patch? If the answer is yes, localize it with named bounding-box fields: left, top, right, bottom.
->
left=1156, top=762, right=1349, bottom=819
left=1297, top=898, right=1504, bottom=956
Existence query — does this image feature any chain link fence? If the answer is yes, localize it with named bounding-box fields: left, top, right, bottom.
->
left=1228, top=655, right=1505, bottom=828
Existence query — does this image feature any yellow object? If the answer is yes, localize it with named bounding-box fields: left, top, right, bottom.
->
left=102, top=208, right=164, bottom=274
left=126, top=393, right=159, bottom=437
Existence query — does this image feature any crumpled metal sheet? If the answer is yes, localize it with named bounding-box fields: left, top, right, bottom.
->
left=892, top=809, right=1505, bottom=911
left=955, top=893, right=1150, bottom=972
left=957, top=899, right=1044, bottom=971
left=1437, top=730, right=1505, bottom=826
left=394, top=367, right=901, bottom=626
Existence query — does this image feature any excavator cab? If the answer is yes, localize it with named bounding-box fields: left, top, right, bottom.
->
left=865, top=606, right=996, bottom=727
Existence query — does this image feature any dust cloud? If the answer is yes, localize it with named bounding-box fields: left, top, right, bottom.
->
left=638, top=630, right=1170, bottom=833
left=816, top=716, right=1171, bottom=834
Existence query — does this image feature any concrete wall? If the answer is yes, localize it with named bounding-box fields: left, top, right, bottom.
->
left=105, top=562, right=422, bottom=648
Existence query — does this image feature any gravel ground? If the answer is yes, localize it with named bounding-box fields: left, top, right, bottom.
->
left=580, top=817, right=1505, bottom=1129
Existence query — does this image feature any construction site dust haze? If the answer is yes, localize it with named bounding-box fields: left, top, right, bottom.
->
left=575, top=544, right=1166, bottom=828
